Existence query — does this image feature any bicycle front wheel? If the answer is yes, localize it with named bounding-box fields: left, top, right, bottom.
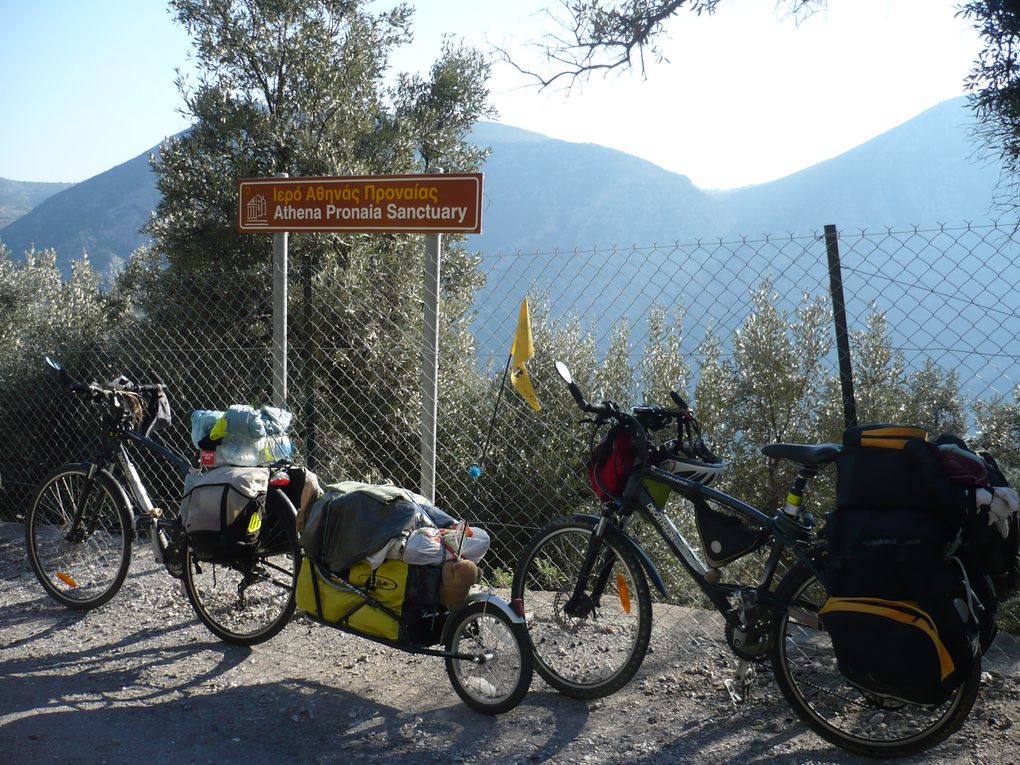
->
left=511, top=518, right=652, bottom=699
left=25, top=464, right=133, bottom=610
left=182, top=494, right=298, bottom=645
left=770, top=562, right=980, bottom=758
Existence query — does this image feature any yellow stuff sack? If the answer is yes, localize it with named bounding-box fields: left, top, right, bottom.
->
left=296, top=557, right=444, bottom=644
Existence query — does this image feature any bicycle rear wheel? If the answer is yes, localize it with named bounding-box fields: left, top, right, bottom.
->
left=25, top=464, right=133, bottom=610
left=770, top=562, right=980, bottom=758
left=182, top=493, right=298, bottom=645
left=445, top=600, right=533, bottom=715
left=511, top=518, right=652, bottom=699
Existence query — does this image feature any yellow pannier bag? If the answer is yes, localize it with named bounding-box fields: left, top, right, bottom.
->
left=296, top=557, right=444, bottom=644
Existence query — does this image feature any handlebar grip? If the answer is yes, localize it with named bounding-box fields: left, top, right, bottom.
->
left=669, top=391, right=689, bottom=410
left=587, top=400, right=622, bottom=420
left=566, top=380, right=587, bottom=409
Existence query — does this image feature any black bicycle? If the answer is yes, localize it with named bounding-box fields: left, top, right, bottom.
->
left=25, top=356, right=299, bottom=645
left=511, top=361, right=978, bottom=757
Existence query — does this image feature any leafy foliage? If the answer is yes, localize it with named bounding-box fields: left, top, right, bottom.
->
left=961, top=1, right=1020, bottom=210
left=0, top=246, right=122, bottom=516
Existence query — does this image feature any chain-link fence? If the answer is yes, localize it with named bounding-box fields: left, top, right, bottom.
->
left=2, top=221, right=1018, bottom=662
left=467, top=222, right=1020, bottom=660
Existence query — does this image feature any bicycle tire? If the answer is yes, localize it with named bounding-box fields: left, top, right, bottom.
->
left=445, top=601, right=534, bottom=715
left=25, top=463, right=133, bottom=610
left=182, top=493, right=298, bottom=645
left=770, top=562, right=980, bottom=758
left=511, top=517, right=652, bottom=699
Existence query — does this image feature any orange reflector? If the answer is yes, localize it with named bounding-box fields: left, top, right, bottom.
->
left=56, top=571, right=78, bottom=588
left=616, top=573, right=631, bottom=613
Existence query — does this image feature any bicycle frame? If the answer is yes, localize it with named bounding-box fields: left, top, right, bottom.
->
left=114, top=430, right=192, bottom=515
left=68, top=426, right=192, bottom=543
left=569, top=462, right=824, bottom=632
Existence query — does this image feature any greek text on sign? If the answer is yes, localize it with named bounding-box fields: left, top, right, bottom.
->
left=236, top=174, right=482, bottom=234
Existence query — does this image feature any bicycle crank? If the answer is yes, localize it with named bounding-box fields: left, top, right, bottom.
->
left=725, top=620, right=771, bottom=662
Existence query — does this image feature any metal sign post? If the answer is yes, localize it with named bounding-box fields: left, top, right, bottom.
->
left=421, top=229, right=442, bottom=503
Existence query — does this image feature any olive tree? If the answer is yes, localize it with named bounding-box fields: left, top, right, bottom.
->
left=125, top=0, right=495, bottom=493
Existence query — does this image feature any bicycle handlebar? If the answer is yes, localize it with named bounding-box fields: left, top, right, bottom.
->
left=565, top=384, right=687, bottom=434
left=43, top=355, right=164, bottom=425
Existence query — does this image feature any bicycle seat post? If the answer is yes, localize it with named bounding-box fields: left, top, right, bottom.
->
left=781, top=466, right=816, bottom=518
left=775, top=465, right=817, bottom=541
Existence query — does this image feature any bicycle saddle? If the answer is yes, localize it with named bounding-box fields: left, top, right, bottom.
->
left=761, top=442, right=841, bottom=467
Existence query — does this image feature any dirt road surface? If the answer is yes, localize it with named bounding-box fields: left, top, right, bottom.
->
left=2, top=523, right=1017, bottom=765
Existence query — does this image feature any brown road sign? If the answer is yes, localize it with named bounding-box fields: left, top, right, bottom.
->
left=237, top=173, right=483, bottom=234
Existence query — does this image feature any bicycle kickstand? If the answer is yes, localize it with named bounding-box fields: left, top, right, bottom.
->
left=724, top=659, right=756, bottom=705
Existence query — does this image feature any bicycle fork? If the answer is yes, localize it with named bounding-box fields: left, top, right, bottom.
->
left=564, top=516, right=623, bottom=619
left=65, top=464, right=101, bottom=543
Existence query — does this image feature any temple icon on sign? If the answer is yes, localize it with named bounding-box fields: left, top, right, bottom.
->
left=246, top=194, right=268, bottom=225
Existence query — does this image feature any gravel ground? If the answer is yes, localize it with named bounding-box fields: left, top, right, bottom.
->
left=1, top=521, right=1017, bottom=765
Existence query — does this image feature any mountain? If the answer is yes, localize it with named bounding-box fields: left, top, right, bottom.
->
left=0, top=146, right=161, bottom=275
left=0, top=97, right=1004, bottom=279
left=0, top=178, right=74, bottom=229
left=470, top=122, right=732, bottom=253
left=718, top=97, right=1002, bottom=233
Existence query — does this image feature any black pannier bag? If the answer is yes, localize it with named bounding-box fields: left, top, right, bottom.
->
left=835, top=425, right=968, bottom=523
left=822, top=424, right=982, bottom=706
left=822, top=507, right=979, bottom=705
left=180, top=466, right=268, bottom=560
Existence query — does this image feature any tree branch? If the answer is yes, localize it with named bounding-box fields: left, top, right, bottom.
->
left=503, top=0, right=825, bottom=90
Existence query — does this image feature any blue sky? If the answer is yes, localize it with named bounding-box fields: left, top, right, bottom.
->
left=0, top=1, right=984, bottom=189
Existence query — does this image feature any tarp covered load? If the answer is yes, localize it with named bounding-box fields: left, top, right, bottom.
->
left=299, top=481, right=468, bottom=574
left=296, top=481, right=490, bottom=642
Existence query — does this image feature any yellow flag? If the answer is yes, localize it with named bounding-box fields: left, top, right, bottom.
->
left=510, top=297, right=541, bottom=411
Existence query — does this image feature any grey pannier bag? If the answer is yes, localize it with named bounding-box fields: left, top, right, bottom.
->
left=180, top=466, right=269, bottom=560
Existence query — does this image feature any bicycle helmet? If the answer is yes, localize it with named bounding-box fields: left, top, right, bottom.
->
left=653, top=437, right=726, bottom=486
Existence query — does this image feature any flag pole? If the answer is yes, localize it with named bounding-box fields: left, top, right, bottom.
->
left=461, top=297, right=538, bottom=556
left=456, top=353, right=511, bottom=560
left=470, top=296, right=538, bottom=480
left=472, top=353, right=512, bottom=479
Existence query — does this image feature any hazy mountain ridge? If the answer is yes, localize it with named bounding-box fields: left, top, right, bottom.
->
left=0, top=148, right=161, bottom=274
left=0, top=97, right=1003, bottom=276
left=0, top=178, right=74, bottom=229
left=715, top=98, right=1004, bottom=234
left=472, top=123, right=732, bottom=253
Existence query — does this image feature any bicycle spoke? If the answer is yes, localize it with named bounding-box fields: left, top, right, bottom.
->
left=26, top=466, right=132, bottom=609
left=513, top=520, right=651, bottom=698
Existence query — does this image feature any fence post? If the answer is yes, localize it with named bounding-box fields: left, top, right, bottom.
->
left=302, top=248, right=318, bottom=471
left=272, top=172, right=289, bottom=408
left=824, top=223, right=857, bottom=429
